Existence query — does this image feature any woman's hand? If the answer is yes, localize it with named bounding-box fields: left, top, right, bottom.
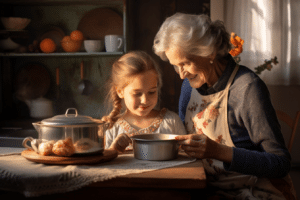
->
left=109, top=133, right=132, bottom=153
left=175, top=134, right=233, bottom=163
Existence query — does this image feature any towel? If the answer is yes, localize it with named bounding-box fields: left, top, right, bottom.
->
left=0, top=147, right=196, bottom=197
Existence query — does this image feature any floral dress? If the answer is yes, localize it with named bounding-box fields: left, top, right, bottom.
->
left=185, top=65, right=296, bottom=199
left=105, top=108, right=187, bottom=150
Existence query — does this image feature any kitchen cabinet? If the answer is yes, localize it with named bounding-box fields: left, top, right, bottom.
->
left=0, top=0, right=129, bottom=123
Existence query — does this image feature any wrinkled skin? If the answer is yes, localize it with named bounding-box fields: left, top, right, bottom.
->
left=175, top=134, right=233, bottom=163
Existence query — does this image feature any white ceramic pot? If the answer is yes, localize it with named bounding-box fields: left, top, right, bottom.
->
left=0, top=37, right=20, bottom=50
left=25, top=97, right=54, bottom=119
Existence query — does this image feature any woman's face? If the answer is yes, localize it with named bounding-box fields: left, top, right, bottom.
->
left=165, top=47, right=211, bottom=88
left=117, top=70, right=158, bottom=117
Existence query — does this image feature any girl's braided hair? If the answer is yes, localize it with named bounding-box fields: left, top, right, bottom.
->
left=101, top=51, right=162, bottom=128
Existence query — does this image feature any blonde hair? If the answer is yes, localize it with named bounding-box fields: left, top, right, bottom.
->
left=153, top=13, right=231, bottom=61
left=102, top=51, right=162, bottom=128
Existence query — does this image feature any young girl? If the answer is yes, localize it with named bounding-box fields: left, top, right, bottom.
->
left=102, top=51, right=186, bottom=152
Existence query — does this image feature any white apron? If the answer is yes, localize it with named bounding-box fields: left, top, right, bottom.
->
left=185, top=65, right=297, bottom=200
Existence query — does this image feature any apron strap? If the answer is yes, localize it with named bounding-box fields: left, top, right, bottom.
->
left=225, top=65, right=239, bottom=91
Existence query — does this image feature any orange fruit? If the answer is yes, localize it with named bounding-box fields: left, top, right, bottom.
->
left=61, top=40, right=82, bottom=52
left=40, top=38, right=56, bottom=53
left=70, top=30, right=84, bottom=41
left=61, top=35, right=72, bottom=42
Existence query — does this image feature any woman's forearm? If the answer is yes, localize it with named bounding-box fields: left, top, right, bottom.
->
left=223, top=147, right=291, bottom=178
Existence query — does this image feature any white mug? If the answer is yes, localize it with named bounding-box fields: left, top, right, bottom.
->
left=105, top=35, right=123, bottom=52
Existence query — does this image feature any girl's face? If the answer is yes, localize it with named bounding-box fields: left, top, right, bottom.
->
left=117, top=70, right=158, bottom=117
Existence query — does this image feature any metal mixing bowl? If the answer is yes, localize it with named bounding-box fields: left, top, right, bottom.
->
left=131, top=133, right=180, bottom=161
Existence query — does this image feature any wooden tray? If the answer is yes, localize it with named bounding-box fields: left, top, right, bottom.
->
left=21, top=149, right=118, bottom=165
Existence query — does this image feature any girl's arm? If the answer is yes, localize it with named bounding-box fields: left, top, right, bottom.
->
left=172, top=111, right=187, bottom=135
left=163, top=110, right=187, bottom=135
left=105, top=128, right=114, bottom=149
left=105, top=125, right=131, bottom=152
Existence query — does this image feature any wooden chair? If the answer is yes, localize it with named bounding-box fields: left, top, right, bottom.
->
left=275, top=110, right=300, bottom=152
left=275, top=110, right=300, bottom=199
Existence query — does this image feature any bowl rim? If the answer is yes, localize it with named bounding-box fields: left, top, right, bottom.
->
left=1, top=17, right=31, bottom=20
left=131, top=133, right=179, bottom=142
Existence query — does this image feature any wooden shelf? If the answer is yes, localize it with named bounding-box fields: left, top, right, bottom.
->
left=0, top=0, right=124, bottom=6
left=0, top=52, right=124, bottom=57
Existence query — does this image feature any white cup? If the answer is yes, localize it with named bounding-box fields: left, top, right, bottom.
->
left=84, top=40, right=104, bottom=52
left=105, top=35, right=123, bottom=52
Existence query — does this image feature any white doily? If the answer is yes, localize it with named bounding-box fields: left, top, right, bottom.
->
left=0, top=148, right=196, bottom=197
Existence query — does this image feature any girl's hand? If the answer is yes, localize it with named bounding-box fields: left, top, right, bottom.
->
left=175, top=134, right=233, bottom=163
left=109, top=133, right=132, bottom=153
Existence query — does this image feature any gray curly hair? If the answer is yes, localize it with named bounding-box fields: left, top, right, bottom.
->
left=153, top=13, right=231, bottom=61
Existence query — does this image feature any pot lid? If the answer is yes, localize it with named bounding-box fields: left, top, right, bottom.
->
left=41, top=108, right=103, bottom=125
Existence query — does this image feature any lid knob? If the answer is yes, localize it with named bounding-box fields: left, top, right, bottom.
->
left=65, top=108, right=78, bottom=117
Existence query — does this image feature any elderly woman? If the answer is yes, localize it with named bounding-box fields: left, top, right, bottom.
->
left=153, top=13, right=296, bottom=199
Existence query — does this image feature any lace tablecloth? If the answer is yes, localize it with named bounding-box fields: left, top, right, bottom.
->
left=0, top=147, right=196, bottom=197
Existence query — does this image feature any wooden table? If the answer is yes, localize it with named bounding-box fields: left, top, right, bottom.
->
left=88, top=156, right=207, bottom=200
left=79, top=152, right=206, bottom=200
left=91, top=155, right=206, bottom=189
left=0, top=152, right=207, bottom=200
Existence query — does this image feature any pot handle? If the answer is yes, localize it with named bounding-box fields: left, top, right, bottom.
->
left=65, top=108, right=78, bottom=117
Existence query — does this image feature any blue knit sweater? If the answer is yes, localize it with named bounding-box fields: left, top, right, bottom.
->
left=178, top=55, right=291, bottom=178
